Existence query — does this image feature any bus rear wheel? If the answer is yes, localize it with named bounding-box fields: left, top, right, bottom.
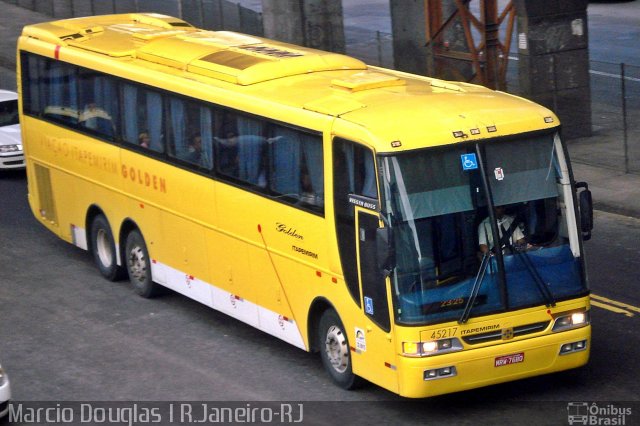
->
left=90, top=214, right=125, bottom=281
left=318, top=309, right=362, bottom=390
left=125, top=229, right=161, bottom=298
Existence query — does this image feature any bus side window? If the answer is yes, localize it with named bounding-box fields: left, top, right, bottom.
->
left=21, top=53, right=46, bottom=116
left=167, top=97, right=214, bottom=170
left=216, top=114, right=266, bottom=186
left=78, top=70, right=118, bottom=140
left=269, top=125, right=323, bottom=209
left=122, top=84, right=164, bottom=153
left=215, top=113, right=239, bottom=177
left=167, top=97, right=213, bottom=170
left=41, top=60, right=79, bottom=126
left=237, top=116, right=266, bottom=186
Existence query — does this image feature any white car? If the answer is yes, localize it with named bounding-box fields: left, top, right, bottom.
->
left=0, top=361, right=10, bottom=418
left=0, top=89, right=24, bottom=170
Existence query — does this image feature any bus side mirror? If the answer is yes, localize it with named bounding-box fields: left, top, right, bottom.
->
left=376, top=227, right=395, bottom=276
left=576, top=182, right=593, bottom=241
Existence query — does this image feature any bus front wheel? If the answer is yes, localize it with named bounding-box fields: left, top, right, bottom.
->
left=318, top=309, right=362, bottom=390
left=90, top=214, right=125, bottom=281
left=125, top=229, right=161, bottom=298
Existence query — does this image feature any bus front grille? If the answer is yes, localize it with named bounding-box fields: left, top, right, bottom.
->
left=462, top=321, right=551, bottom=345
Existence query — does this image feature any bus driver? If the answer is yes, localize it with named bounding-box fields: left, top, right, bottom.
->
left=478, top=205, right=526, bottom=255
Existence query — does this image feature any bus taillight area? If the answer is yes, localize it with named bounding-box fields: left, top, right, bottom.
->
left=395, top=324, right=591, bottom=398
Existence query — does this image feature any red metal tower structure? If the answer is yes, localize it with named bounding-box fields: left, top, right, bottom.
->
left=425, top=0, right=515, bottom=90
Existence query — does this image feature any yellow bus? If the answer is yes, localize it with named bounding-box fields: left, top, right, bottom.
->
left=17, top=13, right=593, bottom=398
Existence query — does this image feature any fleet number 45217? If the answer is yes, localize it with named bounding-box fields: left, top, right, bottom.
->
left=430, top=327, right=458, bottom=339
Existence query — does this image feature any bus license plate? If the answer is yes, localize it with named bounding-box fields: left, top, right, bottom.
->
left=494, top=352, right=524, bottom=367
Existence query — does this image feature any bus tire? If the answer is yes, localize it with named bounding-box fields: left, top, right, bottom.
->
left=124, top=229, right=161, bottom=298
left=318, top=309, right=362, bottom=390
left=90, top=214, right=125, bottom=281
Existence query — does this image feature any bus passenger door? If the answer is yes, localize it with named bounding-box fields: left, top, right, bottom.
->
left=354, top=207, right=398, bottom=393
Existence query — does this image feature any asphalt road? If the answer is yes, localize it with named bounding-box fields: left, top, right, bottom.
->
left=589, top=1, right=640, bottom=65
left=1, top=167, right=639, bottom=425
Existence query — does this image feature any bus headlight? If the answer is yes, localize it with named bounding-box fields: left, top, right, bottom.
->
left=552, top=310, right=590, bottom=332
left=0, top=144, right=22, bottom=153
left=402, top=338, right=463, bottom=357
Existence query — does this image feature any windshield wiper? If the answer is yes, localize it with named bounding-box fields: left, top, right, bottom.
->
left=512, top=248, right=556, bottom=307
left=498, top=216, right=556, bottom=308
left=458, top=251, right=491, bottom=324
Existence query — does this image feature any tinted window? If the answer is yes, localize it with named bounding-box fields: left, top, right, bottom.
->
left=333, top=138, right=378, bottom=305
left=0, top=100, right=18, bottom=126
left=41, top=60, right=78, bottom=126
left=21, top=54, right=45, bottom=115
left=269, top=125, right=324, bottom=210
left=167, top=96, right=214, bottom=169
left=78, top=69, right=119, bottom=139
left=214, top=112, right=324, bottom=213
left=122, top=83, right=164, bottom=153
left=19, top=52, right=324, bottom=215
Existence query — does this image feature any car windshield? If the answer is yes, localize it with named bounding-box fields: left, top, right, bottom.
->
left=379, top=132, right=587, bottom=325
left=0, top=99, right=19, bottom=127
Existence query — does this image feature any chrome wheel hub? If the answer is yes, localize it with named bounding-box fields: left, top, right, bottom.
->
left=128, top=246, right=147, bottom=282
left=96, top=229, right=113, bottom=267
left=324, top=325, right=349, bottom=373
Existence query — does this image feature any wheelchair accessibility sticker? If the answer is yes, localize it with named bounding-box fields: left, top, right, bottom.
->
left=364, top=297, right=374, bottom=315
left=461, top=153, right=478, bottom=171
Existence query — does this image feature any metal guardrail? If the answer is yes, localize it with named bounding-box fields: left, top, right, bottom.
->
left=6, top=0, right=263, bottom=36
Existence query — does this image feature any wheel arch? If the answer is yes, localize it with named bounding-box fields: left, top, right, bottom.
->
left=85, top=204, right=107, bottom=255
left=307, top=296, right=339, bottom=353
left=118, top=218, right=141, bottom=264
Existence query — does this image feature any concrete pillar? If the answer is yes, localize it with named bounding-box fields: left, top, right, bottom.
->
left=262, top=0, right=345, bottom=53
left=391, top=0, right=474, bottom=80
left=515, top=0, right=591, bottom=138
left=390, top=0, right=428, bottom=74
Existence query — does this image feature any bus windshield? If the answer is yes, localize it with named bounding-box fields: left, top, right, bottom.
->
left=380, top=132, right=587, bottom=325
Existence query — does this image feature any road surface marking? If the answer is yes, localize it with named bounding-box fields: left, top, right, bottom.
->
left=588, top=70, right=640, bottom=82
left=590, top=293, right=638, bottom=317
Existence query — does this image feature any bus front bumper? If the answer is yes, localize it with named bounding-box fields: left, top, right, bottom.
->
left=396, top=325, right=591, bottom=398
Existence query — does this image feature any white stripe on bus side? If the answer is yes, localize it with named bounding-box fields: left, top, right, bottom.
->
left=72, top=226, right=308, bottom=350
left=154, top=259, right=307, bottom=350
